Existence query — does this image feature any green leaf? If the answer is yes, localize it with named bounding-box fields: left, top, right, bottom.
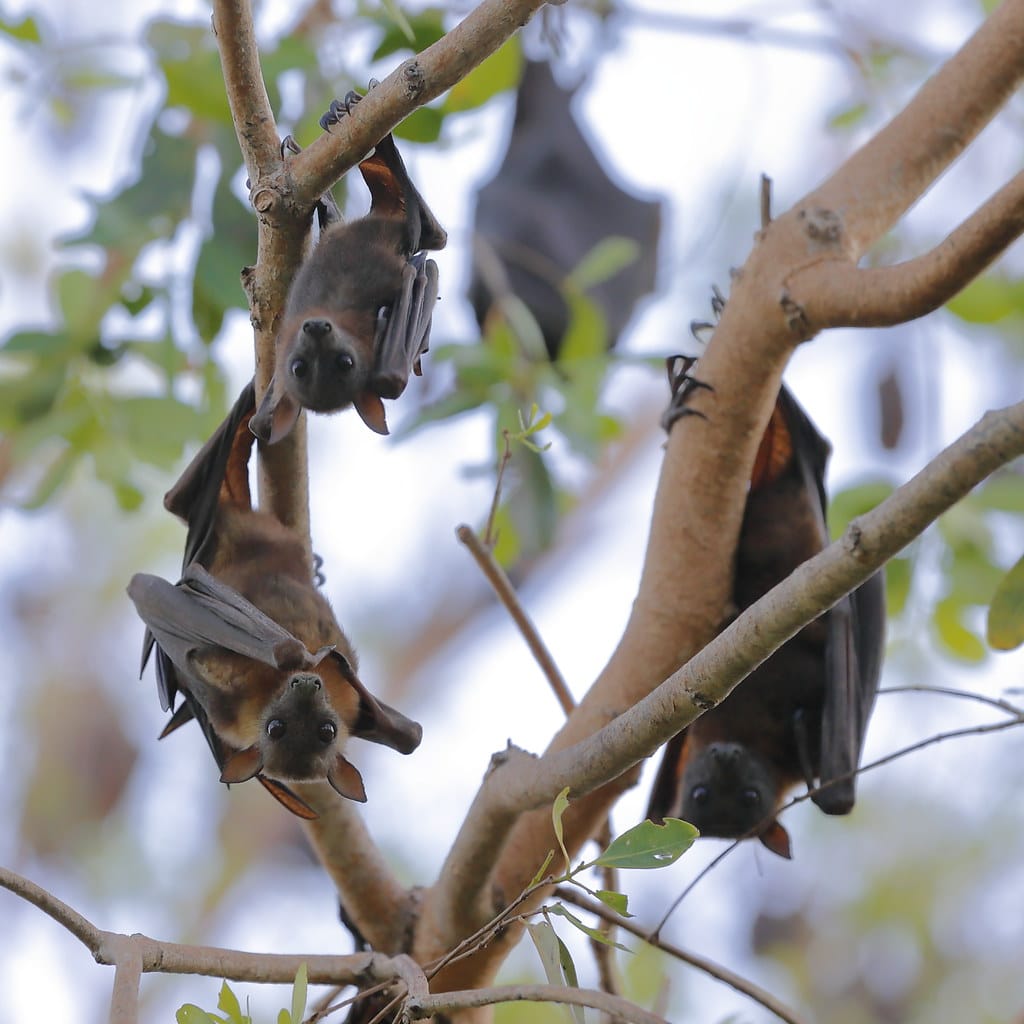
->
left=443, top=36, right=522, bottom=113
left=567, top=237, right=641, bottom=292
left=526, top=920, right=584, bottom=1024
left=987, top=553, right=1024, bottom=650
left=218, top=978, right=243, bottom=1019
left=1, top=16, right=41, bottom=43
left=551, top=787, right=571, bottom=871
left=885, top=556, right=913, bottom=617
left=277, top=1012, right=291, bottom=1024
left=379, top=0, right=416, bottom=42
left=559, top=292, right=608, bottom=363
left=594, top=890, right=632, bottom=917
left=394, top=105, right=444, bottom=144
left=176, top=1006, right=223, bottom=1024
left=829, top=480, right=894, bottom=539
left=547, top=903, right=631, bottom=952
left=934, top=597, right=987, bottom=663
left=592, top=818, right=698, bottom=870
left=529, top=849, right=556, bottom=887
left=372, top=8, right=445, bottom=58
left=827, top=101, right=870, bottom=131
left=946, top=273, right=1024, bottom=324
left=150, top=20, right=233, bottom=124
left=290, top=963, right=308, bottom=1024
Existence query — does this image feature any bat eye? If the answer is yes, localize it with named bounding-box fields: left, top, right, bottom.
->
left=691, top=785, right=709, bottom=805
left=290, top=357, right=308, bottom=379
left=740, top=789, right=760, bottom=808
left=318, top=721, right=337, bottom=744
left=335, top=352, right=354, bottom=373
left=266, top=719, right=287, bottom=740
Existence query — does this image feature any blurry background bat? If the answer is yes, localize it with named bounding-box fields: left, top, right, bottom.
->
left=646, top=357, right=885, bottom=858
left=129, top=381, right=422, bottom=818
left=468, top=58, right=661, bottom=359
left=251, top=90, right=447, bottom=444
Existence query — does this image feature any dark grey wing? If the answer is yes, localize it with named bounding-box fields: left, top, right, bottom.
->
left=369, top=253, right=439, bottom=401
left=164, top=380, right=257, bottom=570
left=129, top=566, right=319, bottom=682
left=815, top=570, right=885, bottom=814
left=328, top=650, right=423, bottom=755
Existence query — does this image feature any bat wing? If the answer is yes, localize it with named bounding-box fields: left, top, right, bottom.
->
left=775, top=384, right=884, bottom=814
left=328, top=650, right=423, bottom=755
left=367, top=252, right=440, bottom=406
left=130, top=566, right=321, bottom=680
left=645, top=728, right=691, bottom=823
left=359, top=132, right=447, bottom=254
left=816, top=569, right=885, bottom=813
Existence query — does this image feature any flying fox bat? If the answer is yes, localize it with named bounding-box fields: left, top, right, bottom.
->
left=250, top=89, right=447, bottom=444
left=128, top=381, right=422, bottom=818
left=646, top=356, right=885, bottom=858
left=468, top=59, right=661, bottom=359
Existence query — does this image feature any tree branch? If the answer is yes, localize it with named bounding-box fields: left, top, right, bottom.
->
left=211, top=0, right=312, bottom=545
left=554, top=887, right=805, bottom=1024
left=419, top=8, right=1024, bottom=992
left=286, top=0, right=551, bottom=206
left=0, top=865, right=415, bottom=985
left=292, top=783, right=416, bottom=955
left=456, top=523, right=575, bottom=716
left=791, top=168, right=1024, bottom=328
left=804, top=0, right=1024, bottom=258
left=407, top=982, right=668, bottom=1024
left=424, top=398, right=1024, bottom=986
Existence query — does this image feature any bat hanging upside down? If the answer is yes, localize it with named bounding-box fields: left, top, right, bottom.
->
left=250, top=89, right=448, bottom=444
left=646, top=355, right=885, bottom=858
left=128, top=381, right=422, bottom=818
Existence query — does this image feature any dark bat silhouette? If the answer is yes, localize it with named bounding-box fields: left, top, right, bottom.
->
left=647, top=357, right=885, bottom=858
left=128, top=381, right=422, bottom=818
left=468, top=59, right=661, bottom=359
left=251, top=90, right=447, bottom=443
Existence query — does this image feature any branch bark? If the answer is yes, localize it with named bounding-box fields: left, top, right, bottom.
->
left=417, top=0, right=1024, bottom=988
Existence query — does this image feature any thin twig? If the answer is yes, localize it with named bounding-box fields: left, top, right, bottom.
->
left=407, top=982, right=669, bottom=1024
left=0, top=866, right=390, bottom=985
left=456, top=523, right=575, bottom=715
left=484, top=430, right=513, bottom=548
left=880, top=684, right=1024, bottom=716
left=555, top=888, right=805, bottom=1024
left=650, top=842, right=740, bottom=939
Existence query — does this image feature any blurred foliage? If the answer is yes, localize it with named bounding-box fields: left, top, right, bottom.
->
left=0, top=8, right=520, bottom=510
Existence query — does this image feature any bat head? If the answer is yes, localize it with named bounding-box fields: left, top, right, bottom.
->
left=681, top=741, right=792, bottom=858
left=219, top=671, right=368, bottom=803
left=250, top=312, right=390, bottom=442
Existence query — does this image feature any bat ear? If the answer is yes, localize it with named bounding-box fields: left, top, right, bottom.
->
left=257, top=776, right=319, bottom=819
left=220, top=744, right=264, bottom=784
left=250, top=380, right=301, bottom=444
left=327, top=752, right=368, bottom=803
left=330, top=651, right=423, bottom=755
left=353, top=391, right=389, bottom=435
left=758, top=819, right=793, bottom=859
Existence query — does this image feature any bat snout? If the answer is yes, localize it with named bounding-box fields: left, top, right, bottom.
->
left=285, top=322, right=367, bottom=412
left=290, top=673, right=322, bottom=695
left=302, top=318, right=333, bottom=340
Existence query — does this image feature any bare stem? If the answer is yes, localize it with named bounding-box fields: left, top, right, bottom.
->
left=456, top=523, right=575, bottom=715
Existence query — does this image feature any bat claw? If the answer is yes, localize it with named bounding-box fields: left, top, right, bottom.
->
left=320, top=90, right=367, bottom=132
left=280, top=134, right=301, bottom=158
left=661, top=354, right=714, bottom=432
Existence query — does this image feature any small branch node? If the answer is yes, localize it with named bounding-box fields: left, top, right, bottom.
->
left=779, top=291, right=810, bottom=334
left=799, top=206, right=843, bottom=245
left=402, top=59, right=426, bottom=99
